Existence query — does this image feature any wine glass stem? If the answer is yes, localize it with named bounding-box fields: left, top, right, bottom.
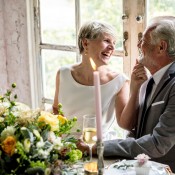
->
left=89, top=145, right=93, bottom=161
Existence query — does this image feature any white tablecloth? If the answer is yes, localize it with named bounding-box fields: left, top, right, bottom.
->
left=104, top=159, right=170, bottom=175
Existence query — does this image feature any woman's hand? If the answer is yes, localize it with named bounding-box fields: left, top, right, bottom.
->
left=76, top=139, right=89, bottom=154
left=76, top=139, right=97, bottom=155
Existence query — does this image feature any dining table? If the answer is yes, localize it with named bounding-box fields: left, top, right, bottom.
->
left=59, top=156, right=175, bottom=175
left=106, top=160, right=173, bottom=174
left=102, top=157, right=174, bottom=175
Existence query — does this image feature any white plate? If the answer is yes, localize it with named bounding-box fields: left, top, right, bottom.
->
left=106, top=160, right=168, bottom=175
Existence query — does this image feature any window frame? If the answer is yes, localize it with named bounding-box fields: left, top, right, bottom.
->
left=29, top=0, right=146, bottom=108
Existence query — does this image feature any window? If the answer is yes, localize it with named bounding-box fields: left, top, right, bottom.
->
left=31, top=0, right=175, bottom=137
left=147, top=0, right=175, bottom=21
left=33, top=0, right=125, bottom=108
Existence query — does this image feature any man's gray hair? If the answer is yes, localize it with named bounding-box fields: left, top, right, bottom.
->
left=78, top=21, right=117, bottom=54
left=149, top=16, right=175, bottom=59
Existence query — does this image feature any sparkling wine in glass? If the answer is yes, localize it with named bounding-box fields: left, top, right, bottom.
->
left=83, top=114, right=97, bottom=161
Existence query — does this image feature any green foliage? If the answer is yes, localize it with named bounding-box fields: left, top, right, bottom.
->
left=66, top=149, right=82, bottom=163
left=58, top=103, right=64, bottom=116
left=56, top=117, right=77, bottom=136
left=0, top=84, right=82, bottom=174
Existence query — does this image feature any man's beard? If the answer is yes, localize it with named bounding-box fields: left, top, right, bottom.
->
left=138, top=49, right=144, bottom=63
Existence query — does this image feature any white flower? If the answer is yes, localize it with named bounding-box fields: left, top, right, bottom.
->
left=0, top=103, right=6, bottom=116
left=36, top=138, right=44, bottom=148
left=53, top=137, right=63, bottom=150
left=12, top=102, right=30, bottom=112
left=47, top=131, right=63, bottom=150
left=48, top=131, right=56, bottom=143
left=0, top=102, right=10, bottom=117
left=38, top=149, right=50, bottom=159
left=1, top=126, right=16, bottom=140
left=0, top=102, right=10, bottom=108
left=45, top=168, right=51, bottom=175
left=134, top=153, right=150, bottom=165
left=53, top=136, right=62, bottom=145
left=0, top=117, right=4, bottom=122
left=37, top=146, right=53, bottom=159
left=33, top=129, right=41, bottom=140
left=24, top=138, right=31, bottom=153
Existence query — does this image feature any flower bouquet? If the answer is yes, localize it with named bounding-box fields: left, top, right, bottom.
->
left=0, top=84, right=82, bottom=175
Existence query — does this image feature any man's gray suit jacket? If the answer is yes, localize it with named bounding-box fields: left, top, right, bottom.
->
left=104, top=61, right=175, bottom=172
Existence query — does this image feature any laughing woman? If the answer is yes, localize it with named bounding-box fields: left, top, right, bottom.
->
left=53, top=21, right=147, bottom=140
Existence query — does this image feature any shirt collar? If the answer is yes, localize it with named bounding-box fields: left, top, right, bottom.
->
left=152, top=62, right=173, bottom=85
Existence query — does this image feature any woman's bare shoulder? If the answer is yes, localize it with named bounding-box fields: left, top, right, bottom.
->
left=106, top=68, right=120, bottom=79
left=100, top=68, right=120, bottom=84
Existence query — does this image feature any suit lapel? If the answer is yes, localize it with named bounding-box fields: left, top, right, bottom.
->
left=148, top=74, right=169, bottom=107
left=149, top=62, right=175, bottom=107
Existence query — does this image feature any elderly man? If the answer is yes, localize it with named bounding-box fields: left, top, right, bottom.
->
left=78, top=16, right=175, bottom=172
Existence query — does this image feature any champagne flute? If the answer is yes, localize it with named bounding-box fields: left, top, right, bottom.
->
left=83, top=114, right=97, bottom=161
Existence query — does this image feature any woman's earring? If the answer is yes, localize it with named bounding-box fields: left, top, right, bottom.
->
left=84, top=48, right=88, bottom=55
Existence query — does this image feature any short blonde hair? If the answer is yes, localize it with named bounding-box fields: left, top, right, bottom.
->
left=78, top=21, right=117, bottom=54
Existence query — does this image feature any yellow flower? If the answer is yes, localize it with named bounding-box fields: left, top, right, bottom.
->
left=38, top=111, right=59, bottom=131
left=58, top=115, right=67, bottom=124
left=1, top=136, right=16, bottom=156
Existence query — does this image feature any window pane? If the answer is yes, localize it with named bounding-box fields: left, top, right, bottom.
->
left=41, top=50, right=76, bottom=99
left=40, top=0, right=76, bottom=45
left=147, top=0, right=175, bottom=22
left=109, top=56, right=123, bottom=73
left=80, top=0, right=123, bottom=50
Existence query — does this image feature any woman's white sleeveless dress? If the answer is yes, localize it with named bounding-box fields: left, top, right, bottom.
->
left=58, top=65, right=129, bottom=140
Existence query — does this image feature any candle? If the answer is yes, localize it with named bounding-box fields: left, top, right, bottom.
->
left=93, top=71, right=102, bottom=141
left=90, top=58, right=102, bottom=141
